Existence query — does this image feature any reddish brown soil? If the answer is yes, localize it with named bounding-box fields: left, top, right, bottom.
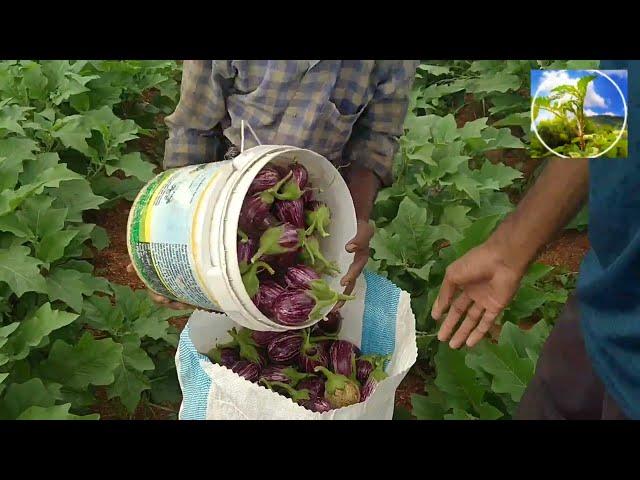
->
left=537, top=230, right=590, bottom=272
left=91, top=201, right=145, bottom=290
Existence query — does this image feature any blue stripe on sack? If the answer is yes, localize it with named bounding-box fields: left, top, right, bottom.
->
left=359, top=270, right=400, bottom=358
left=177, top=325, right=212, bottom=420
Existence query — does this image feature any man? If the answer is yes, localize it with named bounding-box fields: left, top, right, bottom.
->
left=431, top=60, right=638, bottom=419
left=143, top=60, right=418, bottom=307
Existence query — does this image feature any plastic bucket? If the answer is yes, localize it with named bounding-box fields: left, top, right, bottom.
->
left=127, top=145, right=357, bottom=331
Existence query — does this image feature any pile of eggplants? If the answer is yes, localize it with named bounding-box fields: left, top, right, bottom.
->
left=238, top=161, right=354, bottom=326
left=206, top=314, right=390, bottom=412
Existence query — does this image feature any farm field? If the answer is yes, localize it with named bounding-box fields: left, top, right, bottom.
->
left=0, top=60, right=595, bottom=419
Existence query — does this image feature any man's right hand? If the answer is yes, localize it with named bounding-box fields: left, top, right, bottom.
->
left=126, top=263, right=191, bottom=310
left=431, top=240, right=527, bottom=349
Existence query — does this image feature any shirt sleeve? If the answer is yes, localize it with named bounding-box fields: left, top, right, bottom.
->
left=163, top=60, right=235, bottom=169
left=343, top=60, right=418, bottom=187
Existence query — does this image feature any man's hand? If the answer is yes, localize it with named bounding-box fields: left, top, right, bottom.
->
left=432, top=157, right=590, bottom=349
left=333, top=166, right=381, bottom=308
left=126, top=263, right=191, bottom=310
left=340, top=219, right=375, bottom=295
left=431, top=242, right=526, bottom=349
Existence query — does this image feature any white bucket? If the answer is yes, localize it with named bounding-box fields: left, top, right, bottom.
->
left=127, top=145, right=357, bottom=331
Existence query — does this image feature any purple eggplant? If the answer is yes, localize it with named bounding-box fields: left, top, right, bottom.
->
left=237, top=237, right=258, bottom=267
left=251, top=223, right=302, bottom=263
left=315, top=366, right=361, bottom=408
left=356, top=357, right=375, bottom=384
left=305, top=201, right=331, bottom=238
left=274, top=198, right=305, bottom=229
left=301, top=397, right=332, bottom=413
left=289, top=162, right=309, bottom=190
left=314, top=310, right=342, bottom=335
left=267, top=331, right=304, bottom=364
left=207, top=347, right=240, bottom=368
left=359, top=355, right=390, bottom=401
left=252, top=280, right=285, bottom=317
left=250, top=329, right=281, bottom=348
left=297, top=376, right=325, bottom=398
left=302, top=183, right=315, bottom=204
left=263, top=249, right=301, bottom=272
left=231, top=360, right=261, bottom=382
left=273, top=280, right=354, bottom=326
left=248, top=165, right=281, bottom=195
left=239, top=195, right=278, bottom=235
left=259, top=365, right=311, bottom=386
left=284, top=264, right=322, bottom=290
left=272, top=289, right=315, bottom=326
left=330, top=340, right=358, bottom=378
left=260, top=379, right=331, bottom=413
left=258, top=169, right=304, bottom=202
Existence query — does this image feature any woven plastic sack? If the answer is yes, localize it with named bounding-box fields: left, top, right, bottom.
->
left=175, top=270, right=417, bottom=420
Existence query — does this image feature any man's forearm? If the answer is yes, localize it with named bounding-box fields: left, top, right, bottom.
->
left=346, top=166, right=382, bottom=222
left=488, top=158, right=589, bottom=272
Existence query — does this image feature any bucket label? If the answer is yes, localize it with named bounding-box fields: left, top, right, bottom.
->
left=129, top=163, right=226, bottom=310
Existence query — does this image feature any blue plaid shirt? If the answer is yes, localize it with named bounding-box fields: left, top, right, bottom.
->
left=164, top=60, right=418, bottom=186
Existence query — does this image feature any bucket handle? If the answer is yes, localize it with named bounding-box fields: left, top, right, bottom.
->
left=233, top=120, right=263, bottom=171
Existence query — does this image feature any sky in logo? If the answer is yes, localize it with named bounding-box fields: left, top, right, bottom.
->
left=530, top=70, right=628, bottom=124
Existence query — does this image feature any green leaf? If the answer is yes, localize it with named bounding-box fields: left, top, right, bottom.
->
left=19, top=152, right=61, bottom=186
left=51, top=115, right=95, bottom=157
left=431, top=114, right=459, bottom=144
left=1, top=378, right=60, bottom=419
left=466, top=339, right=535, bottom=402
left=565, top=60, right=600, bottom=70
left=51, top=179, right=106, bottom=222
left=492, top=112, right=530, bottom=130
left=441, top=205, right=472, bottom=232
left=0, top=137, right=39, bottom=190
left=36, top=229, right=78, bottom=263
left=467, top=72, right=521, bottom=94
left=407, top=261, right=436, bottom=281
left=418, top=64, right=451, bottom=76
left=412, top=393, right=446, bottom=420
left=459, top=118, right=488, bottom=139
left=106, top=334, right=154, bottom=413
left=81, top=295, right=125, bottom=334
left=0, top=104, right=31, bottom=135
left=17, top=403, right=99, bottom=420
left=105, top=152, right=156, bottom=181
left=0, top=245, right=47, bottom=296
left=6, top=303, right=78, bottom=361
left=449, top=171, right=482, bottom=204
left=89, top=225, right=110, bottom=250
left=46, top=267, right=111, bottom=312
left=453, top=214, right=502, bottom=257
left=474, top=161, right=523, bottom=189
left=40, top=332, right=123, bottom=389
left=0, top=213, right=33, bottom=238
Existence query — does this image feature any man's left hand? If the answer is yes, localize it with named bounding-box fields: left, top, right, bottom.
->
left=340, top=219, right=375, bottom=296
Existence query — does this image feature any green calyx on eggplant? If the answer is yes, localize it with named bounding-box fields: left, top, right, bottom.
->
left=300, top=235, right=340, bottom=274
left=241, top=260, right=274, bottom=298
left=305, top=201, right=331, bottom=238
left=250, top=223, right=302, bottom=264
left=314, top=366, right=361, bottom=408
